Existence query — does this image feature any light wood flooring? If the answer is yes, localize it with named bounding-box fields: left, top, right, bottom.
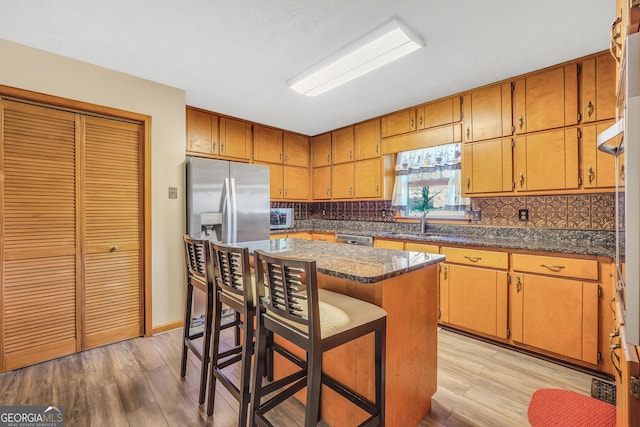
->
left=0, top=327, right=595, bottom=426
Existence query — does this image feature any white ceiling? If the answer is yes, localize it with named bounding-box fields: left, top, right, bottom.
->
left=0, top=0, right=615, bottom=136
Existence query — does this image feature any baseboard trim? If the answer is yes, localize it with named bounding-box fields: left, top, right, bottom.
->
left=152, top=320, right=183, bottom=335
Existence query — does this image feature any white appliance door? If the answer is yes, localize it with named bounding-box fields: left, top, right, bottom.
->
left=230, top=162, right=270, bottom=242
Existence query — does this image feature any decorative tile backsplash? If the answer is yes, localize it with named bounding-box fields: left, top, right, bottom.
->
left=271, top=192, right=621, bottom=231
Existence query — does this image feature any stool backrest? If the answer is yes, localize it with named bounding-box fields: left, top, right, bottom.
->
left=254, top=250, right=320, bottom=338
left=184, top=235, right=208, bottom=287
left=209, top=242, right=254, bottom=306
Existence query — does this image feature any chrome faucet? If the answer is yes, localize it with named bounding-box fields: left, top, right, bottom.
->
left=420, top=211, right=427, bottom=234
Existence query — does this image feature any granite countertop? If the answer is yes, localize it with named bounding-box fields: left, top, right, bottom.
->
left=240, top=238, right=444, bottom=284
left=272, top=220, right=618, bottom=258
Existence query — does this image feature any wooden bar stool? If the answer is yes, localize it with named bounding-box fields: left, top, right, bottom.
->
left=250, top=250, right=387, bottom=427
left=206, top=242, right=257, bottom=426
left=181, top=235, right=215, bottom=405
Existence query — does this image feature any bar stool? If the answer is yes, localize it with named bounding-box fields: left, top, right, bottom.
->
left=181, top=235, right=215, bottom=405
left=250, top=250, right=387, bottom=427
left=206, top=242, right=256, bottom=426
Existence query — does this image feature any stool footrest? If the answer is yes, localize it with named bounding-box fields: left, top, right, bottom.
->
left=323, top=372, right=377, bottom=415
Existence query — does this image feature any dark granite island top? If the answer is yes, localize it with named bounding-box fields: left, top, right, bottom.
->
left=240, top=238, right=445, bottom=283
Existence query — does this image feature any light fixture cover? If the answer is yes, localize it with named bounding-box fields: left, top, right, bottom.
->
left=287, top=18, right=425, bottom=97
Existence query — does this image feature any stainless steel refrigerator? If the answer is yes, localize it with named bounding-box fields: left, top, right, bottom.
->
left=185, top=156, right=270, bottom=326
left=186, top=156, right=270, bottom=243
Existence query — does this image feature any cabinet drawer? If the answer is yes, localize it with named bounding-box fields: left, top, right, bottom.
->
left=405, top=242, right=439, bottom=254
left=440, top=247, right=508, bottom=269
left=512, top=253, right=598, bottom=280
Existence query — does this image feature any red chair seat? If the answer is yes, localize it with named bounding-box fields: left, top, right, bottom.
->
left=528, top=388, right=615, bottom=427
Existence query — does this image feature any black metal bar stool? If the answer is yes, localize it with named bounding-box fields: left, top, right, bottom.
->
left=181, top=235, right=215, bottom=405
left=206, top=241, right=257, bottom=426
left=250, top=250, right=387, bottom=427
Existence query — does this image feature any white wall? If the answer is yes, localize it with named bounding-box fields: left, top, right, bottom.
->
left=0, top=38, right=186, bottom=329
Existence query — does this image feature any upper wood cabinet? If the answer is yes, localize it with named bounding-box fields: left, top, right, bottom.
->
left=312, top=132, right=331, bottom=167
left=331, top=162, right=354, bottom=199
left=253, top=125, right=283, bottom=163
left=515, top=129, right=579, bottom=192
left=381, top=108, right=416, bottom=138
left=462, top=83, right=512, bottom=143
left=312, top=166, right=331, bottom=200
left=186, top=108, right=219, bottom=155
left=268, top=163, right=284, bottom=199
left=354, top=158, right=382, bottom=198
left=331, top=126, right=354, bottom=164
left=283, top=132, right=310, bottom=167
left=462, top=138, right=513, bottom=194
left=283, top=165, right=310, bottom=200
left=354, top=118, right=381, bottom=160
left=219, top=117, right=252, bottom=160
left=420, top=96, right=462, bottom=130
left=581, top=121, right=621, bottom=189
left=514, top=64, right=579, bottom=134
left=581, top=53, right=617, bottom=124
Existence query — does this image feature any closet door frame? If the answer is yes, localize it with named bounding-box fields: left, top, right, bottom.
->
left=0, top=84, right=152, bottom=347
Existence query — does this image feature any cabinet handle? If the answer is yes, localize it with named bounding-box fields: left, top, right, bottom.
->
left=284, top=153, right=288, bottom=162
left=519, top=172, right=524, bottom=187
left=540, top=263, right=565, bottom=272
left=518, top=115, right=524, bottom=130
left=515, top=276, right=522, bottom=292
left=221, top=143, right=225, bottom=153
left=376, top=184, right=379, bottom=195
left=327, top=154, right=330, bottom=163
left=443, top=266, right=447, bottom=280
left=419, top=116, right=423, bottom=127
left=110, top=246, right=117, bottom=252
left=466, top=177, right=471, bottom=190
left=212, top=142, right=216, bottom=152
left=411, top=118, right=414, bottom=128
left=587, top=101, right=594, bottom=119
left=464, top=255, right=482, bottom=262
left=587, top=166, right=594, bottom=184
left=621, top=165, right=625, bottom=181
left=280, top=153, right=282, bottom=161
left=375, top=143, right=379, bottom=155
left=284, top=189, right=287, bottom=197
left=349, top=149, right=352, bottom=159
left=349, top=187, right=353, bottom=196
left=466, top=126, right=470, bottom=140
left=326, top=189, right=330, bottom=197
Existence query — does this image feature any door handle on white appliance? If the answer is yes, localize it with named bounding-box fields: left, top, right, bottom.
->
left=230, top=178, right=238, bottom=243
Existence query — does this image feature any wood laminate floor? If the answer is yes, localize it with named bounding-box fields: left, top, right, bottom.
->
left=0, top=327, right=594, bottom=426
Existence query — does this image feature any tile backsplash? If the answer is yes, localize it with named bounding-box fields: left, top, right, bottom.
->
left=271, top=192, right=621, bottom=231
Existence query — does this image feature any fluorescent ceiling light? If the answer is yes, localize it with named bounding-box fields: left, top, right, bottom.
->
left=287, top=18, right=425, bottom=97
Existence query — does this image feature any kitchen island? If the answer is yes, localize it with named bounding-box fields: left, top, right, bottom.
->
left=242, top=238, right=445, bottom=427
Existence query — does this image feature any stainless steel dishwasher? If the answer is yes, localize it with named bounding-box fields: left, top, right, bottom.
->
left=334, top=233, right=373, bottom=246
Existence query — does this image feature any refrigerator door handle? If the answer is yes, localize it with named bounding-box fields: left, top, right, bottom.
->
left=230, top=177, right=238, bottom=243
left=222, top=177, right=233, bottom=243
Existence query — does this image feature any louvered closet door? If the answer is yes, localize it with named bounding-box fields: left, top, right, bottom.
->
left=1, top=101, right=78, bottom=371
left=82, top=116, right=142, bottom=349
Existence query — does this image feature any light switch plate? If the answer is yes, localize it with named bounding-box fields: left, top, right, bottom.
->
left=168, top=187, right=178, bottom=199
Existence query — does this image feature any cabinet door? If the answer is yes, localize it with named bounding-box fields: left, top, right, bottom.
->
left=515, top=129, right=579, bottom=191
left=463, top=84, right=512, bottom=142
left=186, top=108, right=218, bottom=155
left=463, top=138, right=513, bottom=194
left=312, top=166, right=331, bottom=200
left=374, top=239, right=404, bottom=249
left=514, top=64, right=578, bottom=134
left=381, top=108, right=416, bottom=137
left=283, top=132, right=309, bottom=167
left=331, top=163, right=354, bottom=199
left=254, top=125, right=283, bottom=163
left=439, top=263, right=450, bottom=323
left=424, top=97, right=460, bottom=129
left=220, top=117, right=252, bottom=160
left=515, top=274, right=598, bottom=363
left=581, top=54, right=616, bottom=123
left=355, top=118, right=381, bottom=160
left=447, top=264, right=508, bottom=338
left=312, top=132, right=331, bottom=167
left=581, top=122, right=619, bottom=189
left=268, top=164, right=284, bottom=199
left=354, top=158, right=381, bottom=198
left=283, top=166, right=309, bottom=200
left=331, top=126, right=354, bottom=164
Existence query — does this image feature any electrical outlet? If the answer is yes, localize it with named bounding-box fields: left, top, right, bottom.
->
left=471, top=210, right=482, bottom=221
left=168, top=187, right=178, bottom=199
left=518, top=208, right=529, bottom=221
